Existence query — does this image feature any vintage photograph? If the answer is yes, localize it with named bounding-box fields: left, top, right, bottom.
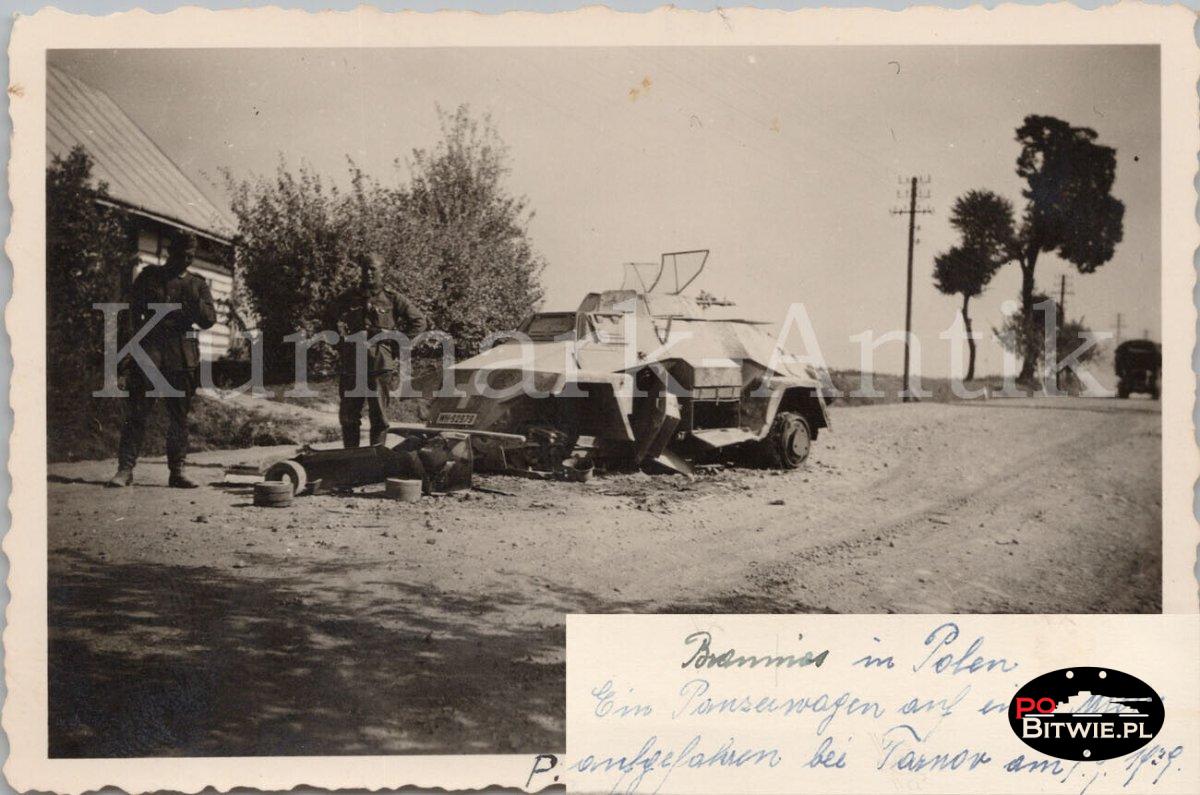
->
left=43, top=44, right=1161, bottom=757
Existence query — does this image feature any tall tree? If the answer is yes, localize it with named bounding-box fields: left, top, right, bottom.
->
left=933, top=190, right=1014, bottom=380
left=403, top=106, right=546, bottom=354
left=1011, top=115, right=1124, bottom=381
left=46, top=147, right=138, bottom=456
left=228, top=105, right=546, bottom=378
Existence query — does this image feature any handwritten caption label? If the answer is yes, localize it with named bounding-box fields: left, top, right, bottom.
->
left=562, top=615, right=1197, bottom=794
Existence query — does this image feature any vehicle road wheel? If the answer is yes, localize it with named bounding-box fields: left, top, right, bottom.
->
left=253, top=480, right=295, bottom=508
left=759, top=411, right=812, bottom=469
left=265, top=459, right=307, bottom=495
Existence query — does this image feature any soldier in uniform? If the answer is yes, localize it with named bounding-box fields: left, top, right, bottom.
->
left=108, top=232, right=217, bottom=488
left=325, top=252, right=427, bottom=447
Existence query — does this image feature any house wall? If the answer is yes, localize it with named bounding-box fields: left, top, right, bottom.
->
left=134, top=226, right=235, bottom=360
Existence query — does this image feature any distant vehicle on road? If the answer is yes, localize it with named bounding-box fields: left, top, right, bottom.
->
left=1114, top=339, right=1161, bottom=399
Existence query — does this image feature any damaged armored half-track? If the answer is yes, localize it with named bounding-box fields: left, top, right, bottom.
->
left=416, top=249, right=830, bottom=479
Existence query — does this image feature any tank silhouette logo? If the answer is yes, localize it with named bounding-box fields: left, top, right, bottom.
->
left=1008, top=667, right=1164, bottom=761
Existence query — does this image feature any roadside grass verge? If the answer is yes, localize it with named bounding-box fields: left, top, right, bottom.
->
left=48, top=395, right=340, bottom=463
left=828, top=370, right=999, bottom=407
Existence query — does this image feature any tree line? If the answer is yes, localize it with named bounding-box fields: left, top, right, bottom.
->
left=933, top=114, right=1124, bottom=383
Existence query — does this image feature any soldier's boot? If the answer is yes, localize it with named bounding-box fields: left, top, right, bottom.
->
left=106, top=468, right=134, bottom=488
left=369, top=426, right=389, bottom=447
left=341, top=424, right=362, bottom=448
left=168, top=471, right=200, bottom=489
left=164, top=396, right=197, bottom=488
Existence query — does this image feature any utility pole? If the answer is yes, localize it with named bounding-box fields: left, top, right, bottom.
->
left=1055, top=274, right=1073, bottom=391
left=891, top=175, right=933, bottom=402
left=1059, top=274, right=1067, bottom=324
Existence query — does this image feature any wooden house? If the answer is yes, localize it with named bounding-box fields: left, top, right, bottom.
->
left=46, top=64, right=239, bottom=360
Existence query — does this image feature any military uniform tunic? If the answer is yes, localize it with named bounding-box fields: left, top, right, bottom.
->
left=324, top=286, right=427, bottom=446
left=117, top=264, right=217, bottom=472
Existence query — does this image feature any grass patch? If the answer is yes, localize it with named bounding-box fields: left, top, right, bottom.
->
left=262, top=378, right=429, bottom=423
left=828, top=370, right=1001, bottom=407
left=48, top=395, right=340, bottom=463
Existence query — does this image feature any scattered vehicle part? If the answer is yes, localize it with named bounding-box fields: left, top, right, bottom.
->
left=253, top=481, right=294, bottom=508
left=559, top=453, right=595, bottom=482
left=264, top=427, right=525, bottom=496
left=385, top=478, right=423, bottom=502
left=472, top=484, right=518, bottom=497
left=264, top=459, right=307, bottom=495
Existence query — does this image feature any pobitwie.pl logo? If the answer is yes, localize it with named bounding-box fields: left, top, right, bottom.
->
left=1008, top=667, right=1164, bottom=762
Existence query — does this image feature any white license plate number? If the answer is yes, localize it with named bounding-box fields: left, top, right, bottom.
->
left=436, top=412, right=477, bottom=427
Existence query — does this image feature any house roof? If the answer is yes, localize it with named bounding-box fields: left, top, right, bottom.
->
left=46, top=65, right=235, bottom=243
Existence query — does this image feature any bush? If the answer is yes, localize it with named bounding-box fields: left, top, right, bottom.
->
left=227, top=162, right=356, bottom=380
left=995, top=294, right=1102, bottom=381
left=46, top=147, right=138, bottom=459
left=47, top=395, right=340, bottom=463
left=227, top=105, right=546, bottom=380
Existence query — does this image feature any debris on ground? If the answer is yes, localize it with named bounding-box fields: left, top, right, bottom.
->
left=473, top=485, right=517, bottom=497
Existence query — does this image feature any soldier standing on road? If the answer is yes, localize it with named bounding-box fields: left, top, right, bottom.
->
left=325, top=252, right=427, bottom=448
left=108, top=232, right=216, bottom=488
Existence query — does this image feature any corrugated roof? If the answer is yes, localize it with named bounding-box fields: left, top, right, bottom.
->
left=46, top=65, right=235, bottom=241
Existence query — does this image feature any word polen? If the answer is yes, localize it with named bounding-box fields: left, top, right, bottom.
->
left=1007, top=667, right=1165, bottom=762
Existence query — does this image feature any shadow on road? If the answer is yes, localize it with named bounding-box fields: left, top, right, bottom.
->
left=49, top=550, right=566, bottom=757
left=48, top=546, right=843, bottom=759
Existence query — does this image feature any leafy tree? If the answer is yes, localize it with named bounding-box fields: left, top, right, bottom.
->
left=933, top=190, right=1014, bottom=380
left=995, top=293, right=1102, bottom=391
left=934, top=245, right=994, bottom=382
left=1053, top=317, right=1104, bottom=394
left=227, top=105, right=545, bottom=379
left=402, top=106, right=545, bottom=353
left=1010, top=115, right=1124, bottom=381
left=227, top=161, right=358, bottom=380
left=46, top=147, right=137, bottom=455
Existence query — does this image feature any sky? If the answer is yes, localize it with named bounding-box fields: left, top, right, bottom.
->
left=49, top=45, right=1160, bottom=377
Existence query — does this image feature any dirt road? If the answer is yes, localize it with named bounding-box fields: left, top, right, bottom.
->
left=46, top=398, right=1162, bottom=757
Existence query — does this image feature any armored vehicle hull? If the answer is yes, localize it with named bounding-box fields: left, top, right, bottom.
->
left=421, top=254, right=829, bottom=476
